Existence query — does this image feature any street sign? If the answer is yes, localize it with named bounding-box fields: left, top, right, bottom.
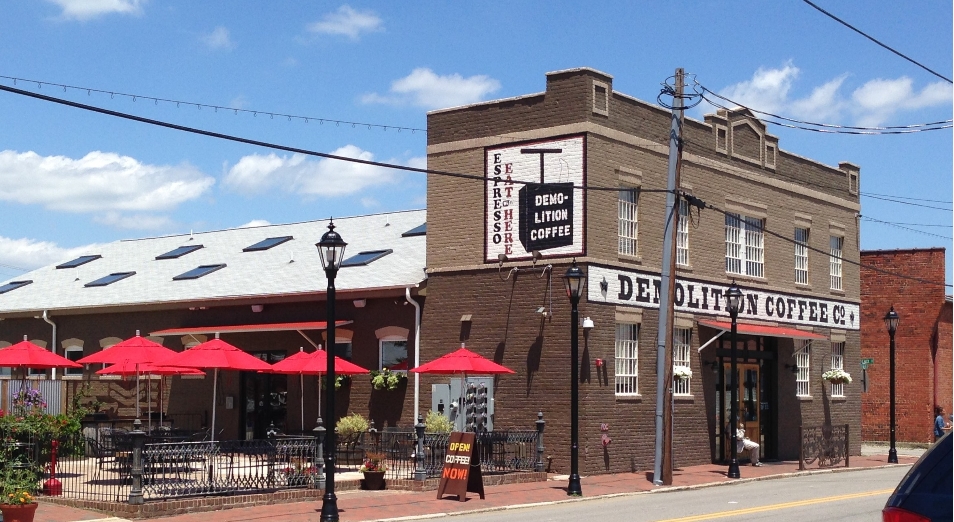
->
left=861, top=358, right=874, bottom=370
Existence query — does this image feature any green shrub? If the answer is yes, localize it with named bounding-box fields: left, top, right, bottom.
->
left=425, top=411, right=453, bottom=433
left=369, top=368, right=407, bottom=391
left=336, top=412, right=369, bottom=438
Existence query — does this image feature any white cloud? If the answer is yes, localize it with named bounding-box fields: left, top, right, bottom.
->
left=46, top=0, right=145, bottom=21
left=406, top=156, right=427, bottom=170
left=201, top=26, right=236, bottom=51
left=0, top=150, right=215, bottom=227
left=715, top=63, right=952, bottom=127
left=0, top=236, right=104, bottom=273
left=93, top=212, right=173, bottom=230
left=230, top=95, right=250, bottom=110
left=361, top=68, right=501, bottom=110
left=237, top=219, right=271, bottom=228
left=223, top=145, right=399, bottom=197
left=360, top=197, right=379, bottom=208
left=307, top=5, right=382, bottom=40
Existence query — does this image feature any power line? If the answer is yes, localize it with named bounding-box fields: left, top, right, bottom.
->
left=0, top=74, right=428, bottom=135
left=861, top=216, right=952, bottom=240
left=862, top=193, right=952, bottom=212
left=802, top=0, right=953, bottom=84
left=862, top=192, right=952, bottom=205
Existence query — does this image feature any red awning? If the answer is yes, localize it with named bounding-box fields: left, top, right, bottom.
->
left=150, top=321, right=353, bottom=337
left=697, top=320, right=827, bottom=340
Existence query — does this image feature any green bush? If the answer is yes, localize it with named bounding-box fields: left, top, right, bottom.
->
left=336, top=412, right=369, bottom=438
left=425, top=411, right=453, bottom=433
left=369, top=368, right=407, bottom=391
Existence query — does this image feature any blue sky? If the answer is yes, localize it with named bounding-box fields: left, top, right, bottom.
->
left=0, top=1, right=951, bottom=287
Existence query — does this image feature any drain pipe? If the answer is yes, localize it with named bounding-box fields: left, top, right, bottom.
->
left=405, top=286, right=422, bottom=422
left=41, top=310, right=57, bottom=380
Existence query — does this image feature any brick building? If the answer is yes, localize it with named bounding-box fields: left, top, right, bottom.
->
left=422, top=68, right=862, bottom=475
left=860, top=248, right=952, bottom=444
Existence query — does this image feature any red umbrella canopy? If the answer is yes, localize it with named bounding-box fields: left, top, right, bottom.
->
left=411, top=346, right=515, bottom=375
left=269, top=349, right=370, bottom=375
left=0, top=338, right=83, bottom=369
left=162, top=338, right=273, bottom=371
left=78, top=332, right=179, bottom=365
left=96, top=361, right=205, bottom=376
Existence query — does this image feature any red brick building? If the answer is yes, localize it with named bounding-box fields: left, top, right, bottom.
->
left=860, top=248, right=952, bottom=444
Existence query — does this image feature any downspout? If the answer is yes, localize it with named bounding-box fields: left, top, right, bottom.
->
left=405, top=286, right=422, bottom=422
left=42, top=310, right=57, bottom=380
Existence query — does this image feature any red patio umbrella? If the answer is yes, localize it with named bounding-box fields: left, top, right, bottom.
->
left=0, top=336, right=83, bottom=370
left=162, top=337, right=273, bottom=441
left=268, top=347, right=370, bottom=432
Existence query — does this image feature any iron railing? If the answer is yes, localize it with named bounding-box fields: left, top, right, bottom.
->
left=799, top=424, right=850, bottom=470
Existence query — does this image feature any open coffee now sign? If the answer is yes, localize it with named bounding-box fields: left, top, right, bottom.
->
left=436, top=432, right=484, bottom=501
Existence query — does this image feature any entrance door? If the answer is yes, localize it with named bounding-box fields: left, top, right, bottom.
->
left=240, top=351, right=287, bottom=439
left=721, top=362, right=761, bottom=461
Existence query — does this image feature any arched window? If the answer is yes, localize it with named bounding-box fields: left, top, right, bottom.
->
left=61, top=338, right=85, bottom=377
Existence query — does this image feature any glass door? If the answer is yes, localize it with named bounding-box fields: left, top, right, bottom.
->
left=721, top=362, right=761, bottom=460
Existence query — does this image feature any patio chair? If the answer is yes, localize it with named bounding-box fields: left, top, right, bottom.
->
left=86, top=436, right=117, bottom=477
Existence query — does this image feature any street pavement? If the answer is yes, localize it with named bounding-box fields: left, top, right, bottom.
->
left=34, top=450, right=921, bottom=522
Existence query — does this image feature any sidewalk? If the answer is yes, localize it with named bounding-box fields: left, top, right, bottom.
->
left=34, top=452, right=920, bottom=522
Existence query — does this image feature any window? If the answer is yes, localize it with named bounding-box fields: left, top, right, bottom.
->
left=830, top=236, right=843, bottom=290
left=64, top=345, right=84, bottom=377
left=85, top=272, right=135, bottom=287
left=402, top=223, right=427, bottom=237
left=0, top=280, right=31, bottom=294
left=676, top=198, right=689, bottom=266
left=341, top=249, right=392, bottom=267
left=795, top=340, right=811, bottom=397
left=592, top=81, right=609, bottom=116
left=56, top=255, right=101, bottom=269
left=725, top=213, right=764, bottom=277
left=243, top=236, right=293, bottom=252
left=673, top=328, right=691, bottom=396
left=173, top=264, right=226, bottom=280
left=848, top=171, right=858, bottom=195
left=830, top=342, right=845, bottom=397
left=157, top=245, right=203, bottom=260
left=332, top=342, right=352, bottom=361
left=380, top=339, right=408, bottom=371
left=794, top=228, right=809, bottom=285
left=618, top=189, right=638, bottom=256
left=615, top=323, right=639, bottom=396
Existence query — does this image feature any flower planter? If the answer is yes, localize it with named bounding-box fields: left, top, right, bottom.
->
left=0, top=502, right=38, bottom=522
left=361, top=470, right=386, bottom=490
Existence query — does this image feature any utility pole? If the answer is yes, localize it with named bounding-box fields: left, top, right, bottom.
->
left=652, top=68, right=684, bottom=487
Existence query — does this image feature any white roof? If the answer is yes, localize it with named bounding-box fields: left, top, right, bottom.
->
left=0, top=210, right=426, bottom=314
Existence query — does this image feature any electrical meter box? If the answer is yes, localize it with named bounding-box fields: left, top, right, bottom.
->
left=431, top=377, right=494, bottom=432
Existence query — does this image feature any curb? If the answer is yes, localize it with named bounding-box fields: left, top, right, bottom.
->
left=370, top=463, right=913, bottom=522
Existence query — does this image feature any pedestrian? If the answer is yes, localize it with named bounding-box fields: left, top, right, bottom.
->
left=934, top=405, right=951, bottom=442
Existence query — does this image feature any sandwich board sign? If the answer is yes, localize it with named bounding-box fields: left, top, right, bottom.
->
left=436, top=431, right=485, bottom=501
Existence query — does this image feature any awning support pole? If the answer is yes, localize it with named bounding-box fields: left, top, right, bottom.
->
left=697, top=330, right=726, bottom=353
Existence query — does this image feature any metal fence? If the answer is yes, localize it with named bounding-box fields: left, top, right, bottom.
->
left=799, top=424, right=850, bottom=470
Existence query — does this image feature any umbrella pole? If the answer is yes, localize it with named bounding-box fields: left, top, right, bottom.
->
left=300, top=373, right=304, bottom=434
left=147, top=376, right=152, bottom=432
left=159, top=376, right=164, bottom=429
left=211, top=369, right=219, bottom=442
left=135, top=364, right=141, bottom=420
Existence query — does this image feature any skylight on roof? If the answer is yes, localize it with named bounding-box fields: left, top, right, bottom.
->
left=85, top=272, right=136, bottom=287
left=243, top=236, right=293, bottom=252
left=402, top=222, right=427, bottom=237
left=341, top=249, right=393, bottom=267
left=56, top=255, right=102, bottom=269
left=157, top=245, right=203, bottom=260
left=0, top=280, right=32, bottom=295
left=173, top=264, right=227, bottom=280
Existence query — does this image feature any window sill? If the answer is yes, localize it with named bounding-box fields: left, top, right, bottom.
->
left=795, top=283, right=812, bottom=290
left=676, top=264, right=693, bottom=273
left=829, top=289, right=846, bottom=296
left=674, top=395, right=695, bottom=402
left=724, top=273, right=767, bottom=285
left=615, top=394, right=642, bottom=403
left=831, top=396, right=847, bottom=401
left=618, top=253, right=642, bottom=264
left=62, top=375, right=85, bottom=380
left=797, top=395, right=813, bottom=401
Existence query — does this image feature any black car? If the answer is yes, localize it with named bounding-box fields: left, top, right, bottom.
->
left=882, top=431, right=952, bottom=522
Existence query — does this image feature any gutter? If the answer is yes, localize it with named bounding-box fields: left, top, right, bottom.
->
left=405, top=286, right=422, bottom=422
left=41, top=310, right=57, bottom=380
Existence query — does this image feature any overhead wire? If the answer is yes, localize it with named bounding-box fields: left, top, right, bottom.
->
left=861, top=192, right=951, bottom=205
left=861, top=193, right=951, bottom=212
left=860, top=216, right=952, bottom=240
left=801, top=0, right=953, bottom=84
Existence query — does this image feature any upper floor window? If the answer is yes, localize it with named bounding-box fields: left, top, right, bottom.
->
left=64, top=344, right=84, bottom=377
left=676, top=198, right=689, bottom=266
left=830, top=342, right=845, bottom=397
left=380, top=338, right=408, bottom=371
left=829, top=236, right=844, bottom=290
left=618, top=189, right=638, bottom=256
left=615, top=323, right=638, bottom=396
left=795, top=340, right=811, bottom=397
left=725, top=213, right=764, bottom=277
left=794, top=227, right=809, bottom=285
left=673, top=328, right=692, bottom=396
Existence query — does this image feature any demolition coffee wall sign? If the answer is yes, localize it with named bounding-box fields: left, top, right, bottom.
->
left=588, top=264, right=860, bottom=330
left=485, top=135, right=585, bottom=263
left=437, top=431, right=484, bottom=501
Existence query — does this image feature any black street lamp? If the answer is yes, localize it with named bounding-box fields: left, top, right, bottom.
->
left=725, top=282, right=743, bottom=479
left=883, top=306, right=900, bottom=464
left=562, top=260, right=585, bottom=497
left=316, top=220, right=347, bottom=522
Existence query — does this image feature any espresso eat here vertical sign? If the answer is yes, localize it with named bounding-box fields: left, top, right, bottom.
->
left=436, top=432, right=485, bottom=501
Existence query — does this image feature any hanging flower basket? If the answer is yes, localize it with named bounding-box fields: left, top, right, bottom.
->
left=822, top=369, right=852, bottom=384
left=369, top=368, right=407, bottom=391
left=673, top=365, right=693, bottom=381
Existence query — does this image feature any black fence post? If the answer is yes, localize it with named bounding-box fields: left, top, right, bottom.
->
left=414, top=415, right=426, bottom=481
left=128, top=419, right=145, bottom=505
left=313, top=419, right=326, bottom=489
left=535, top=411, right=545, bottom=473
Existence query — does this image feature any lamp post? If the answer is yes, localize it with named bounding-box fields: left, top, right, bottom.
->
left=562, top=260, right=585, bottom=497
left=883, top=306, right=900, bottom=464
left=725, top=282, right=743, bottom=479
left=316, top=220, right=347, bottom=522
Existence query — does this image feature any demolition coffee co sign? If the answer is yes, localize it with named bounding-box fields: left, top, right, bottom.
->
left=588, top=264, right=860, bottom=330
left=485, top=135, right=585, bottom=263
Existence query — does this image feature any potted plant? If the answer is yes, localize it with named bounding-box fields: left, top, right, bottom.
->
left=673, top=365, right=693, bottom=382
left=0, top=457, right=40, bottom=522
left=369, top=368, right=407, bottom=391
left=359, top=451, right=388, bottom=490
left=822, top=369, right=852, bottom=385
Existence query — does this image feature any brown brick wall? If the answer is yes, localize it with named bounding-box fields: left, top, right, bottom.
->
left=860, top=248, right=950, bottom=444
